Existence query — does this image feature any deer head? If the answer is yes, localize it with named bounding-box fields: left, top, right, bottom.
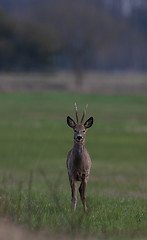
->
left=67, top=103, right=93, bottom=143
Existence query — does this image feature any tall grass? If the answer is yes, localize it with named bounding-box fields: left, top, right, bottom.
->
left=0, top=172, right=147, bottom=240
left=0, top=171, right=147, bottom=240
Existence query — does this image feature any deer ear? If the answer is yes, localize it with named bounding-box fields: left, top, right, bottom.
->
left=67, top=116, right=76, bottom=128
left=84, top=117, right=93, bottom=128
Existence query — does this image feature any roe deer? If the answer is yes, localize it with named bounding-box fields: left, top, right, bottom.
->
left=66, top=103, right=93, bottom=211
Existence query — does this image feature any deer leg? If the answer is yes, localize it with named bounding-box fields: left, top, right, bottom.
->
left=79, top=180, right=87, bottom=212
left=79, top=182, right=83, bottom=201
left=71, top=180, right=78, bottom=211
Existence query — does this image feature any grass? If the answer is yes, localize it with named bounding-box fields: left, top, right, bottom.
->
left=0, top=92, right=147, bottom=239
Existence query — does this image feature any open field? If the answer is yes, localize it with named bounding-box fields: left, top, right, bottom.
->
left=0, top=92, right=147, bottom=240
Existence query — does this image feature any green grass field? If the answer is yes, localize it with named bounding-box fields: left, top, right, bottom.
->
left=0, top=92, right=147, bottom=239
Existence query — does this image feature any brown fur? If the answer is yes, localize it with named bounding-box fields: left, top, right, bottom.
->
left=66, top=105, right=93, bottom=211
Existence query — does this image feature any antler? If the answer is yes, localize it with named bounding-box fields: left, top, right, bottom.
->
left=74, top=103, right=79, bottom=123
left=81, top=104, right=88, bottom=123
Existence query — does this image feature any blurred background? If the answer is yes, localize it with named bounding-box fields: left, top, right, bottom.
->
left=0, top=0, right=147, bottom=93
left=0, top=1, right=147, bottom=239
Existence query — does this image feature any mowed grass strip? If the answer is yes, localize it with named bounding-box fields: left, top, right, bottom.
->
left=0, top=92, right=147, bottom=239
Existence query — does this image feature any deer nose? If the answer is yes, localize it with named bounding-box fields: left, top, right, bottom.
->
left=77, top=135, right=82, bottom=140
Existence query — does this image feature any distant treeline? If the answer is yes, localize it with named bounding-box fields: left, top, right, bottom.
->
left=0, top=0, right=147, bottom=71
left=0, top=10, right=56, bottom=71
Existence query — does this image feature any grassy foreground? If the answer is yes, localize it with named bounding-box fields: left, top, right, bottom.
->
left=0, top=92, right=147, bottom=239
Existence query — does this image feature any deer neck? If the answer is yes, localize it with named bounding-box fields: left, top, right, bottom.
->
left=73, top=139, right=85, bottom=153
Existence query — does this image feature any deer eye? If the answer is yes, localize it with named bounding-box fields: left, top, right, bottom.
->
left=83, top=130, right=86, bottom=133
left=74, top=130, right=77, bottom=132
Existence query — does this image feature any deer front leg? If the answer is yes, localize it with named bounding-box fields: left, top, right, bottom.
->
left=79, top=179, right=87, bottom=212
left=71, top=180, right=78, bottom=211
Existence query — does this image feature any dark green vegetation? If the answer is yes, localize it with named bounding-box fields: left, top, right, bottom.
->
left=0, top=10, right=54, bottom=71
left=0, top=93, right=147, bottom=239
left=1, top=0, right=147, bottom=72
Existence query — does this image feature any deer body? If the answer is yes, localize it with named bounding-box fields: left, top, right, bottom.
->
left=66, top=104, right=93, bottom=211
left=67, top=143, right=91, bottom=182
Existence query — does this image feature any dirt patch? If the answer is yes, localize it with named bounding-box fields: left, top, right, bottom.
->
left=0, top=71, right=147, bottom=94
left=0, top=218, right=41, bottom=240
left=0, top=218, right=89, bottom=240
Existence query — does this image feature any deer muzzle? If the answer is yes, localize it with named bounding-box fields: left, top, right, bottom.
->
left=76, top=135, right=83, bottom=141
